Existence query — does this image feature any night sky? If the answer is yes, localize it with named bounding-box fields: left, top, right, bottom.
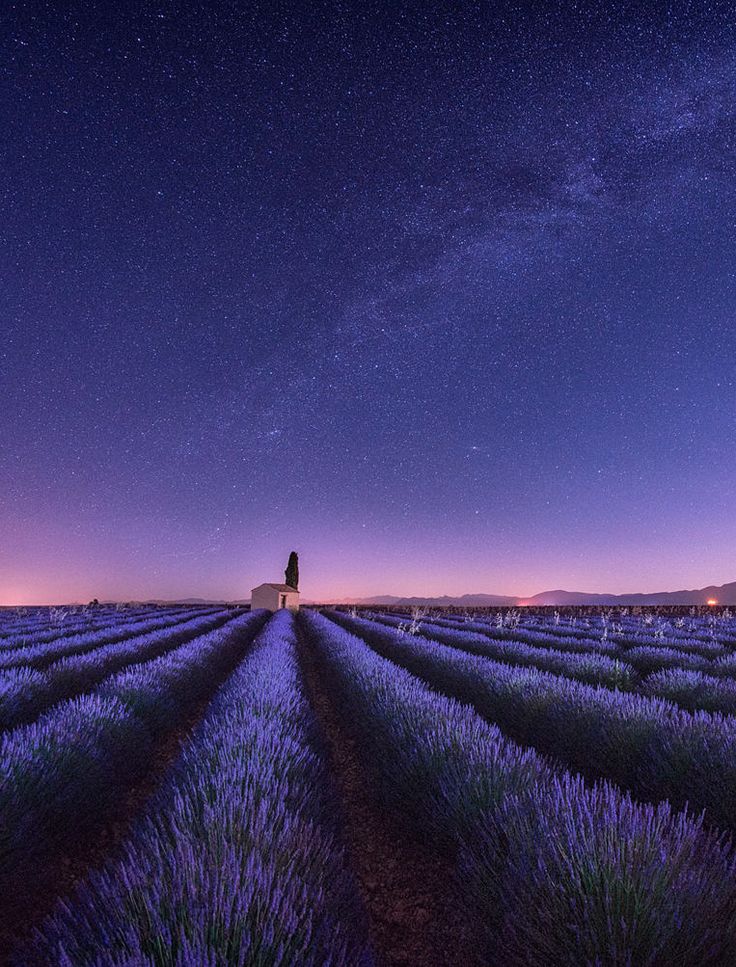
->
left=2, top=2, right=735, bottom=604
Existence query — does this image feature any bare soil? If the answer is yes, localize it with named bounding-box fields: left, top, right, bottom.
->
left=297, top=623, right=480, bottom=967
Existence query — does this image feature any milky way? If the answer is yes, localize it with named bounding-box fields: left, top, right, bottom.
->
left=2, top=2, right=735, bottom=603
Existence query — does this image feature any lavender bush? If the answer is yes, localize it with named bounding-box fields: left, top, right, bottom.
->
left=643, top=668, right=736, bottom=716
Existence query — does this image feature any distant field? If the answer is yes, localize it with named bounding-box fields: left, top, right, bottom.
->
left=3, top=603, right=736, bottom=965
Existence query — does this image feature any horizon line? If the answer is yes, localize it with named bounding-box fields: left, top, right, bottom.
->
left=2, top=576, right=734, bottom=608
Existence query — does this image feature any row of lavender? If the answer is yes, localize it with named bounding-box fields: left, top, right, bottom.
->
left=0, top=604, right=204, bottom=649
left=364, top=610, right=736, bottom=715
left=374, top=607, right=736, bottom=651
left=0, top=609, right=236, bottom=731
left=381, top=608, right=736, bottom=662
left=19, top=610, right=371, bottom=966
left=0, top=607, right=218, bottom=668
left=396, top=607, right=736, bottom=647
left=520, top=609, right=736, bottom=645
left=0, top=604, right=141, bottom=639
left=305, top=611, right=736, bottom=964
left=452, top=612, right=736, bottom=713
left=333, top=611, right=736, bottom=835
left=434, top=612, right=736, bottom=710
left=433, top=612, right=735, bottom=659
left=0, top=609, right=268, bottom=933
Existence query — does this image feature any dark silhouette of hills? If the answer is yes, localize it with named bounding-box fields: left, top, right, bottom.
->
left=78, top=581, right=736, bottom=608
left=358, top=581, right=736, bottom=607
left=358, top=593, right=517, bottom=607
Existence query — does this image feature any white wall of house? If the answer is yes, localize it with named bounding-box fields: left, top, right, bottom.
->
left=250, top=584, right=300, bottom=612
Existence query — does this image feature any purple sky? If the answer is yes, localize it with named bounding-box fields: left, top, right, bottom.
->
left=2, top=2, right=735, bottom=604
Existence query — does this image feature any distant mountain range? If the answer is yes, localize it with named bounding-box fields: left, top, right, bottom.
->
left=356, top=581, right=736, bottom=607
left=356, top=593, right=518, bottom=607
left=80, top=581, right=736, bottom=609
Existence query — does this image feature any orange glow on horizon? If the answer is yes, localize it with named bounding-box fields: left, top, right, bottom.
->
left=707, top=599, right=718, bottom=606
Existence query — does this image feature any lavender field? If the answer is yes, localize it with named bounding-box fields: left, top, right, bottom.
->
left=3, top=603, right=736, bottom=965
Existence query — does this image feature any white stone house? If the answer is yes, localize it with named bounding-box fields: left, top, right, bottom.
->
left=250, top=583, right=300, bottom=612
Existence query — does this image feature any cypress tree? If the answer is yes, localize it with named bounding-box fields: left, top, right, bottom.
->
left=285, top=551, right=299, bottom=590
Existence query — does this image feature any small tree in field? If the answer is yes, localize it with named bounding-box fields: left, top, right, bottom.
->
left=285, top=551, right=299, bottom=590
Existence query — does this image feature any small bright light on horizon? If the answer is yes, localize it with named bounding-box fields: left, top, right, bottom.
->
left=707, top=598, right=718, bottom=606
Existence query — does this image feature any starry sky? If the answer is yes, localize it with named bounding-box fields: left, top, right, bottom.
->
left=2, top=1, right=735, bottom=604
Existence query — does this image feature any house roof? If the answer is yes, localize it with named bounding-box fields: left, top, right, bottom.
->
left=251, top=583, right=299, bottom=593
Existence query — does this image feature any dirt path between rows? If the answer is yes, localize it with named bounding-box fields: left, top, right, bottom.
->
left=1, top=619, right=264, bottom=965
left=297, top=623, right=479, bottom=967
